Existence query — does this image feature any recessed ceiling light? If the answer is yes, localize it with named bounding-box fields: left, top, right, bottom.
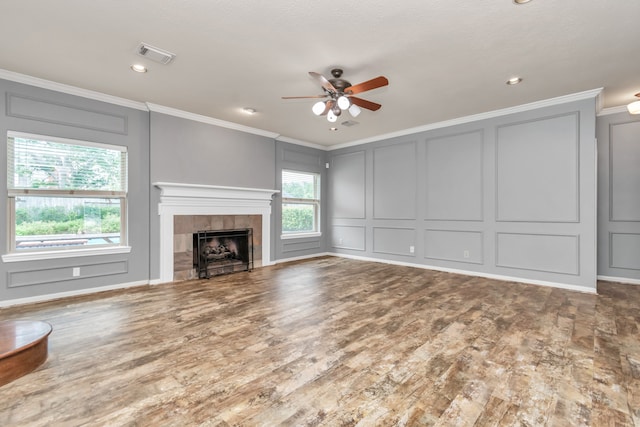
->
left=329, top=127, right=338, bottom=131
left=506, top=77, right=523, bottom=85
left=513, top=0, right=532, bottom=4
left=243, top=107, right=257, bottom=115
left=130, top=64, right=147, bottom=73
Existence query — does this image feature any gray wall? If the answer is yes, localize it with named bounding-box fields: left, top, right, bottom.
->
left=597, top=111, right=640, bottom=281
left=148, top=112, right=278, bottom=279
left=149, top=112, right=276, bottom=189
left=328, top=98, right=598, bottom=292
left=3, top=74, right=634, bottom=302
left=274, top=141, right=328, bottom=260
left=0, top=79, right=150, bottom=301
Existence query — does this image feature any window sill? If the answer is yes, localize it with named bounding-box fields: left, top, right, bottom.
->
left=2, top=246, right=132, bottom=263
left=281, top=232, right=322, bottom=240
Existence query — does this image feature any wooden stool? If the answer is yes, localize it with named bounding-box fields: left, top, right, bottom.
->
left=0, top=320, right=52, bottom=387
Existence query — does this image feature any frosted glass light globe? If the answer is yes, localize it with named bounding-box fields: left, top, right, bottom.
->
left=628, top=100, right=640, bottom=115
left=337, top=96, right=350, bottom=110
left=312, top=101, right=326, bottom=116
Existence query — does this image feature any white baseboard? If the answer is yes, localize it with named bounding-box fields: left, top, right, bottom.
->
left=274, top=252, right=333, bottom=264
left=598, top=275, right=640, bottom=286
left=0, top=280, right=151, bottom=308
left=3, top=254, right=611, bottom=308
left=328, top=253, right=598, bottom=294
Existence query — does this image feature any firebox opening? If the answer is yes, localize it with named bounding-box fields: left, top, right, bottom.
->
left=193, top=228, right=253, bottom=279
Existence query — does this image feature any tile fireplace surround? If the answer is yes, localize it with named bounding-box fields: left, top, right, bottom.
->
left=174, top=214, right=262, bottom=281
left=153, top=182, right=279, bottom=283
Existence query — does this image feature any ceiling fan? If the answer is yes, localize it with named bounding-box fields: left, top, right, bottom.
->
left=282, top=68, right=389, bottom=122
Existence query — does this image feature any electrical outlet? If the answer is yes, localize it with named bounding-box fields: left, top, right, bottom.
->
left=72, top=267, right=80, bottom=277
left=463, top=250, right=470, bottom=259
left=409, top=245, right=415, bottom=253
left=338, top=237, right=343, bottom=245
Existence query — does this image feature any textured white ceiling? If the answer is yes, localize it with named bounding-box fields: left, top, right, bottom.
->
left=1, top=0, right=639, bottom=146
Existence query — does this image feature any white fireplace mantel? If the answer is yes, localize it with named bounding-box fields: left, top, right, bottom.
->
left=153, top=182, right=279, bottom=283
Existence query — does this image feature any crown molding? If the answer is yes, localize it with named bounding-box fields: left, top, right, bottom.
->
left=598, top=105, right=632, bottom=116
left=328, top=88, right=604, bottom=151
left=0, top=69, right=607, bottom=151
left=275, top=135, right=327, bottom=151
left=0, top=68, right=148, bottom=111
left=146, top=103, right=280, bottom=139
left=0, top=68, right=317, bottom=145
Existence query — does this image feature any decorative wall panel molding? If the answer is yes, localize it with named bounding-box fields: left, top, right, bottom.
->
left=609, top=121, right=640, bottom=221
left=8, top=260, right=128, bottom=288
left=610, top=232, right=640, bottom=270
left=282, top=239, right=321, bottom=253
left=282, top=146, right=323, bottom=167
left=372, top=227, right=416, bottom=256
left=424, top=229, right=483, bottom=264
left=496, top=232, right=579, bottom=275
left=373, top=142, right=417, bottom=219
left=425, top=130, right=483, bottom=221
left=7, top=93, right=128, bottom=134
left=330, top=151, right=366, bottom=219
left=496, top=113, right=579, bottom=222
left=332, top=225, right=366, bottom=251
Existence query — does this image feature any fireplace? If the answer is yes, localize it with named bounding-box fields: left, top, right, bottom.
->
left=153, top=182, right=279, bottom=283
left=194, top=228, right=253, bottom=278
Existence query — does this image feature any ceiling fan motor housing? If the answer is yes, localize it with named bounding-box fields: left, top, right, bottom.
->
left=328, top=69, right=351, bottom=93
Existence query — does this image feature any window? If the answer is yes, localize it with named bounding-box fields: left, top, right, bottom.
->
left=281, top=170, right=320, bottom=236
left=6, top=132, right=128, bottom=254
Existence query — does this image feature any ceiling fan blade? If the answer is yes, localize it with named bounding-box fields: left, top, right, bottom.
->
left=345, top=76, right=389, bottom=95
left=282, top=95, right=328, bottom=99
left=309, top=71, right=337, bottom=94
left=350, top=96, right=382, bottom=111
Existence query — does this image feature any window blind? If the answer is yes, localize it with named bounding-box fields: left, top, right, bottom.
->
left=7, top=133, right=127, bottom=194
left=282, top=170, right=318, bottom=199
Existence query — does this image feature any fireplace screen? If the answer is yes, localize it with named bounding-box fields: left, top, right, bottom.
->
left=193, top=228, right=253, bottom=278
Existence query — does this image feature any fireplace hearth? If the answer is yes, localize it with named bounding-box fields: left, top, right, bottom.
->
left=193, top=229, right=253, bottom=278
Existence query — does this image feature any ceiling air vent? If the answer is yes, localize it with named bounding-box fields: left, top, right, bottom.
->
left=136, top=43, right=176, bottom=65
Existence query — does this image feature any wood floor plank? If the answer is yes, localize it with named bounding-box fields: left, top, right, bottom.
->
left=0, top=257, right=639, bottom=426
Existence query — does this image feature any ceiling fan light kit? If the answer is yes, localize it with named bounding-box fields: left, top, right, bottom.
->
left=337, top=95, right=350, bottom=110
left=348, top=104, right=362, bottom=118
left=283, top=68, right=388, bottom=124
left=627, top=93, right=640, bottom=115
left=312, top=101, right=326, bottom=116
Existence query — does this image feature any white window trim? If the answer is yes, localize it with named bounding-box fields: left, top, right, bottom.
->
left=6, top=131, right=129, bottom=255
left=281, top=169, right=321, bottom=238
left=2, top=245, right=132, bottom=263
left=281, top=231, right=322, bottom=240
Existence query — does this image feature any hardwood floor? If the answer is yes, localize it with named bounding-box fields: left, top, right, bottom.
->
left=0, top=257, right=639, bottom=426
